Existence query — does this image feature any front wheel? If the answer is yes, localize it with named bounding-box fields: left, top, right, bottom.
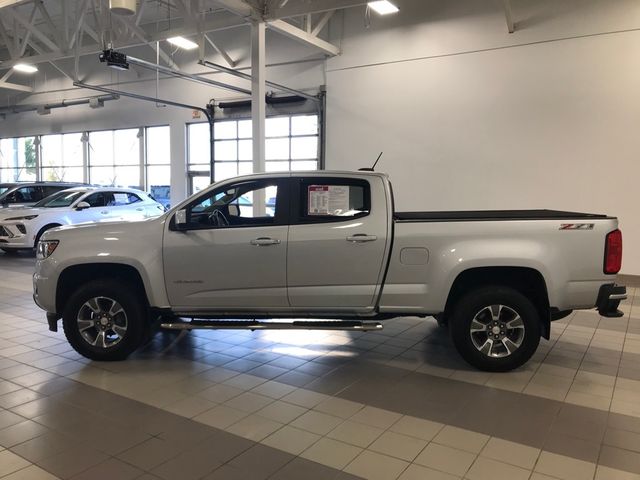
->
left=62, top=280, right=147, bottom=361
left=449, top=286, right=541, bottom=372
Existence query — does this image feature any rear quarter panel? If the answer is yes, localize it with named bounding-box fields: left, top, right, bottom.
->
left=380, top=217, right=619, bottom=313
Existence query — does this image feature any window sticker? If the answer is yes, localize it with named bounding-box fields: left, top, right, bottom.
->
left=308, top=185, right=350, bottom=216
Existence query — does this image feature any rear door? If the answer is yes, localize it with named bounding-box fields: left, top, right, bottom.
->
left=287, top=175, right=390, bottom=310
left=72, top=192, right=113, bottom=223
left=108, top=192, right=146, bottom=220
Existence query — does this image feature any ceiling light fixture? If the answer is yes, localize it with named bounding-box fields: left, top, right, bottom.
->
left=368, top=0, right=399, bottom=15
left=13, top=63, right=38, bottom=73
left=166, top=36, right=198, bottom=50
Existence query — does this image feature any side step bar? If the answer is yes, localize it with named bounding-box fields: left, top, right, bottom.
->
left=160, top=319, right=383, bottom=332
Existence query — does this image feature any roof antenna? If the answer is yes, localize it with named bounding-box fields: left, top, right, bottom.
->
left=359, top=152, right=383, bottom=172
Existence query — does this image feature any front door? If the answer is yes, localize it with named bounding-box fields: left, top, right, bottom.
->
left=287, top=175, right=390, bottom=310
left=163, top=177, right=290, bottom=310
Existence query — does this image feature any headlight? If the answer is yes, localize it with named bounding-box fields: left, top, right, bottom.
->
left=37, top=240, right=59, bottom=259
left=5, top=215, right=38, bottom=221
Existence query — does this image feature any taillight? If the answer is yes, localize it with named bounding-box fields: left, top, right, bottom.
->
left=604, top=229, right=622, bottom=274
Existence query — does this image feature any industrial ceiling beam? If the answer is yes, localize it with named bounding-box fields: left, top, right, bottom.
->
left=312, top=10, right=335, bottom=36
left=265, top=0, right=367, bottom=19
left=0, top=13, right=246, bottom=71
left=126, top=54, right=252, bottom=95
left=199, top=58, right=320, bottom=102
left=268, top=19, right=340, bottom=56
left=3, top=5, right=60, bottom=52
left=0, top=81, right=33, bottom=92
left=204, top=34, right=236, bottom=67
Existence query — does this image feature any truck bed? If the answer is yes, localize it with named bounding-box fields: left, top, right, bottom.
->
left=394, top=209, right=612, bottom=222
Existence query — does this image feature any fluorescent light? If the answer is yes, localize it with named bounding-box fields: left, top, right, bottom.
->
left=368, top=0, right=399, bottom=15
left=166, top=36, right=198, bottom=50
left=13, top=63, right=38, bottom=73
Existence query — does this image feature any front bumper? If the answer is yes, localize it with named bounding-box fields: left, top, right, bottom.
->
left=596, top=283, right=627, bottom=318
left=0, top=223, right=30, bottom=248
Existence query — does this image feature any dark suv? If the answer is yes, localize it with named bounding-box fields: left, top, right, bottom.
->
left=0, top=182, right=86, bottom=208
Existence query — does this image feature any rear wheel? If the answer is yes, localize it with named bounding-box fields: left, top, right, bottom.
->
left=62, top=279, right=147, bottom=361
left=449, top=286, right=540, bottom=372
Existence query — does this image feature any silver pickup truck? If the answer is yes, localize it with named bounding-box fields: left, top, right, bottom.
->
left=33, top=171, right=626, bottom=371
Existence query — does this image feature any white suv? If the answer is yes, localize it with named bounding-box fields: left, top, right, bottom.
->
left=0, top=187, right=164, bottom=253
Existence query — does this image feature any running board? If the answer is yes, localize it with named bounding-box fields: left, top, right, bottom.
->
left=160, top=319, right=383, bottom=332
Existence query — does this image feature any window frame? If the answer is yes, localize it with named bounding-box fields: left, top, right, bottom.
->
left=170, top=177, right=290, bottom=231
left=291, top=177, right=372, bottom=225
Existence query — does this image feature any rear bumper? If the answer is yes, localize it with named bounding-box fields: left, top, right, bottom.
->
left=596, top=283, right=627, bottom=318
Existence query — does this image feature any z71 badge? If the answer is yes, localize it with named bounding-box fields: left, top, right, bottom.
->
left=559, top=223, right=595, bottom=230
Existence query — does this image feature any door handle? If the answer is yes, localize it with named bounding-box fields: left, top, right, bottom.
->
left=100, top=210, right=109, bottom=215
left=136, top=207, right=144, bottom=211
left=250, top=237, right=281, bottom=246
left=346, top=234, right=377, bottom=243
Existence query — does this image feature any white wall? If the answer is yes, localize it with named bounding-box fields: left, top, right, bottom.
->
left=325, top=0, right=640, bottom=275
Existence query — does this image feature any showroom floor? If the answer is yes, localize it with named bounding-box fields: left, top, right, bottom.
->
left=1, top=255, right=640, bottom=480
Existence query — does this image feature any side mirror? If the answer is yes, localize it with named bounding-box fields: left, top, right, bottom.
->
left=75, top=201, right=90, bottom=210
left=174, top=209, right=188, bottom=230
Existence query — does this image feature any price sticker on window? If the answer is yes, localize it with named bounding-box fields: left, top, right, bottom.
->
left=308, top=185, right=350, bottom=216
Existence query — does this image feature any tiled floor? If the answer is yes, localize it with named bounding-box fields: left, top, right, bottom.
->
left=0, top=252, right=639, bottom=479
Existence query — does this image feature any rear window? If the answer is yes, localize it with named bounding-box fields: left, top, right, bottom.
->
left=298, top=178, right=370, bottom=222
left=110, top=193, right=142, bottom=206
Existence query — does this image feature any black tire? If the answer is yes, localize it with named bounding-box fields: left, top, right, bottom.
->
left=449, top=286, right=541, bottom=372
left=62, top=279, right=147, bottom=361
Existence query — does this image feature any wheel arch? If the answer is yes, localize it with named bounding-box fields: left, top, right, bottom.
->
left=56, top=263, right=149, bottom=315
left=35, top=223, right=62, bottom=246
left=444, top=266, right=551, bottom=339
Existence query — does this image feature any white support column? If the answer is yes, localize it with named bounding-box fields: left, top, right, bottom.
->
left=169, top=121, right=187, bottom=205
left=251, top=21, right=266, bottom=215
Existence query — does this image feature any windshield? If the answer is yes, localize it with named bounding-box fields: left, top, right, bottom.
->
left=34, top=191, right=86, bottom=208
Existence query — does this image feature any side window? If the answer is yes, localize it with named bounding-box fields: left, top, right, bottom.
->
left=43, top=186, right=64, bottom=197
left=11, top=186, right=40, bottom=203
left=185, top=180, right=283, bottom=229
left=110, top=192, right=138, bottom=206
left=299, top=179, right=370, bottom=222
left=127, top=193, right=142, bottom=204
left=104, top=193, right=116, bottom=206
left=84, top=193, right=106, bottom=207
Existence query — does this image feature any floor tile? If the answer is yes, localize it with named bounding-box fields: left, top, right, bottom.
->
left=327, top=420, right=384, bottom=448
left=344, top=450, right=409, bottom=480
left=349, top=406, right=402, bottom=429
left=262, top=425, right=321, bottom=456
left=414, top=442, right=476, bottom=477
left=397, top=464, right=460, bottom=480
left=465, top=456, right=530, bottom=480
left=192, top=405, right=248, bottom=429
left=480, top=437, right=540, bottom=469
left=301, top=438, right=362, bottom=470
left=226, top=414, right=283, bottom=441
left=432, top=425, right=489, bottom=454
left=368, top=431, right=428, bottom=461
left=70, top=458, right=143, bottom=480
left=0, top=465, right=59, bottom=480
left=0, top=449, right=31, bottom=477
left=387, top=415, right=444, bottom=441
left=534, top=451, right=596, bottom=480
left=290, top=410, right=344, bottom=435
